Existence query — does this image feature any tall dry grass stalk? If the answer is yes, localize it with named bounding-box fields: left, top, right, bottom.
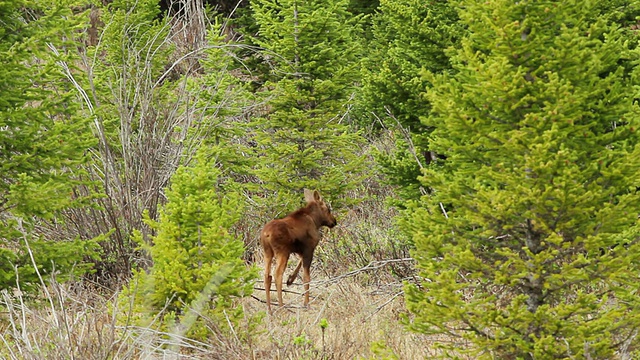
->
left=0, top=281, right=120, bottom=360
left=0, top=278, right=246, bottom=360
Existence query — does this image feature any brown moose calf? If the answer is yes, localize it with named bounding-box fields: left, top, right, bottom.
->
left=260, top=189, right=337, bottom=313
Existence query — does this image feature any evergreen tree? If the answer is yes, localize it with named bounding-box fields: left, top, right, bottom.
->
left=404, top=0, right=640, bottom=358
left=187, top=24, right=256, bottom=183
left=250, top=0, right=366, bottom=209
left=360, top=0, right=464, bottom=202
left=121, top=149, right=256, bottom=339
left=0, top=0, right=99, bottom=290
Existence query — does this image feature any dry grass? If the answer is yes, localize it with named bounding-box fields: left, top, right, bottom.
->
left=0, top=282, right=122, bottom=360
left=248, top=275, right=436, bottom=360
left=0, top=270, right=453, bottom=360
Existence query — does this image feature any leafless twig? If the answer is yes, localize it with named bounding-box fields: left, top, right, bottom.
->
left=313, top=258, right=415, bottom=287
left=363, top=290, right=404, bottom=323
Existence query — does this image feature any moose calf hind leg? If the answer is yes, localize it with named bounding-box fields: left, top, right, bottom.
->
left=274, top=253, right=290, bottom=307
left=265, top=274, right=272, bottom=313
left=263, top=248, right=274, bottom=313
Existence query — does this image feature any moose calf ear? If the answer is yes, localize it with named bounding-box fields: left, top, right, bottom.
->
left=313, top=190, right=321, bottom=202
left=304, top=188, right=315, bottom=202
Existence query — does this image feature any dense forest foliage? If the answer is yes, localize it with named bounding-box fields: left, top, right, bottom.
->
left=3, top=0, right=640, bottom=358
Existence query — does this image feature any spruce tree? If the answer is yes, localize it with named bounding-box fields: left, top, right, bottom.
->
left=121, top=149, right=256, bottom=339
left=187, top=25, right=256, bottom=183
left=361, top=0, right=464, bottom=202
left=250, top=0, right=366, bottom=209
left=0, top=0, right=99, bottom=290
left=404, top=0, right=640, bottom=358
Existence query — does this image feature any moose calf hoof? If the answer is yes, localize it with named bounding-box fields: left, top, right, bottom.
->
left=286, top=276, right=295, bottom=286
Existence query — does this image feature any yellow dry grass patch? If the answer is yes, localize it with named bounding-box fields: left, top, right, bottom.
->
left=246, top=275, right=445, bottom=359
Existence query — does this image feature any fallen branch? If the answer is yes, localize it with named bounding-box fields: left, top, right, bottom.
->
left=363, top=290, right=404, bottom=323
left=253, top=286, right=302, bottom=296
left=312, top=257, right=415, bottom=287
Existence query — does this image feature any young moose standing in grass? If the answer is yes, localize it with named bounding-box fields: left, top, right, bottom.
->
left=260, top=189, right=337, bottom=313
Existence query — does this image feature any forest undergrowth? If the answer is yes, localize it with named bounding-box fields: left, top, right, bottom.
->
left=0, top=171, right=441, bottom=359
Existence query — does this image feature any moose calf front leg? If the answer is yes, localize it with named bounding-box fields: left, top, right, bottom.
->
left=287, top=258, right=302, bottom=286
left=302, top=253, right=313, bottom=307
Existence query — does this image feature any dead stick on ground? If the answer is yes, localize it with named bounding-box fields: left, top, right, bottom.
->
left=363, top=290, right=404, bottom=323
left=313, top=258, right=415, bottom=287
left=253, top=286, right=302, bottom=295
